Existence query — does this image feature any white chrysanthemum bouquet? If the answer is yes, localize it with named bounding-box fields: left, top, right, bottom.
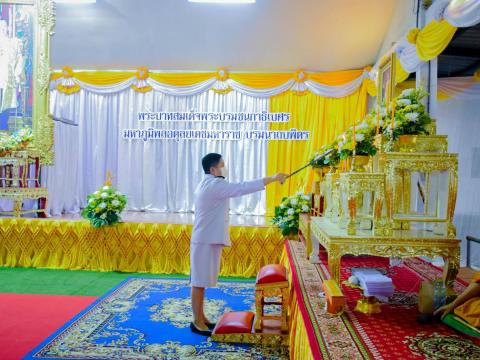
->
left=81, top=174, right=127, bottom=228
left=272, top=192, right=311, bottom=236
left=384, top=87, right=432, bottom=141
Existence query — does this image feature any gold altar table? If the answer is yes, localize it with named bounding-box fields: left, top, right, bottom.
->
left=310, top=217, right=461, bottom=292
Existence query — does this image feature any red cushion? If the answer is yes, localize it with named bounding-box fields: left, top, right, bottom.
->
left=256, top=264, right=287, bottom=284
left=213, top=311, right=254, bottom=334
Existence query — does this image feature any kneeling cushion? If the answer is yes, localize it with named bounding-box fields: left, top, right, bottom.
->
left=256, top=264, right=287, bottom=285
left=213, top=311, right=254, bottom=334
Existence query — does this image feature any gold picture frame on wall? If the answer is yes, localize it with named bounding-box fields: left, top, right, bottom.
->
left=0, top=0, right=55, bottom=164
left=377, top=52, right=396, bottom=107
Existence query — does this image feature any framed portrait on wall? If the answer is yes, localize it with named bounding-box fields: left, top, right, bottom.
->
left=377, top=52, right=396, bottom=106
left=0, top=2, right=34, bottom=132
left=0, top=0, right=55, bottom=164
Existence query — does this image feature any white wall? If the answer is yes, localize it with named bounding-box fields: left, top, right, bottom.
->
left=437, top=97, right=480, bottom=269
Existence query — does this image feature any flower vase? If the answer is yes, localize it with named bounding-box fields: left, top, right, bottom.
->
left=285, top=233, right=299, bottom=241
left=340, top=156, right=371, bottom=172
left=393, top=135, right=448, bottom=153
left=351, top=155, right=372, bottom=172
left=313, top=167, right=330, bottom=181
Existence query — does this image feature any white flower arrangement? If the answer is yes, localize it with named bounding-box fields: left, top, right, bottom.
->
left=384, top=87, right=432, bottom=141
left=401, top=88, right=415, bottom=97
left=272, top=192, right=311, bottom=236
left=82, top=183, right=127, bottom=228
left=404, top=112, right=419, bottom=122
left=355, top=133, right=365, bottom=142
left=397, top=98, right=412, bottom=107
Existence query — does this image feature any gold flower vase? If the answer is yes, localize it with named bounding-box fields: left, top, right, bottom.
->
left=393, top=135, right=448, bottom=153
left=341, top=156, right=372, bottom=172
left=313, top=167, right=330, bottom=181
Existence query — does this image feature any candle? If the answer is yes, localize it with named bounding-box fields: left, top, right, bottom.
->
left=352, top=120, right=356, bottom=152
left=391, top=99, right=395, bottom=132
left=376, top=105, right=380, bottom=135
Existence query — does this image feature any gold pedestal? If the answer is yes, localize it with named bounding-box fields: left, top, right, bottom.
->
left=339, top=172, right=387, bottom=236
left=355, top=297, right=382, bottom=315
left=380, top=152, right=458, bottom=237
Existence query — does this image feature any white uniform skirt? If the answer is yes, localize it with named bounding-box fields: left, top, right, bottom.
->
left=190, top=243, right=223, bottom=288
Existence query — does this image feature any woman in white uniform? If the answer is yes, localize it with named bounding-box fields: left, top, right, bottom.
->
left=190, top=153, right=287, bottom=335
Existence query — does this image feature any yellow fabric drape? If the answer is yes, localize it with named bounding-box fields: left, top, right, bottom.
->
left=149, top=72, right=216, bottom=86
left=416, top=19, right=457, bottom=61
left=266, top=86, right=368, bottom=214
left=395, top=57, right=410, bottom=84
left=0, top=219, right=283, bottom=277
left=280, top=248, right=315, bottom=360
left=395, top=80, right=416, bottom=96
left=365, top=77, right=377, bottom=96
left=229, top=73, right=294, bottom=88
left=51, top=71, right=135, bottom=85
left=51, top=69, right=369, bottom=88
left=50, top=71, right=217, bottom=86
left=308, top=69, right=365, bottom=85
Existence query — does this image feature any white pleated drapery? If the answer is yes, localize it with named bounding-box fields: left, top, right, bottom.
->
left=426, top=0, right=480, bottom=26
left=438, top=76, right=480, bottom=100
left=44, top=89, right=269, bottom=216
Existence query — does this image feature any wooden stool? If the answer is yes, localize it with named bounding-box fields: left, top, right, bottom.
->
left=322, top=279, right=345, bottom=315
left=254, top=264, right=289, bottom=333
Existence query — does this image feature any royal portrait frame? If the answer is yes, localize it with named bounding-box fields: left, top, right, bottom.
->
left=377, top=52, right=396, bottom=107
left=0, top=0, right=55, bottom=164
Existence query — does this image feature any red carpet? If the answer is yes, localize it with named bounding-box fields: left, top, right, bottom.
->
left=325, top=252, right=480, bottom=359
left=0, top=293, right=96, bottom=360
left=285, top=241, right=480, bottom=359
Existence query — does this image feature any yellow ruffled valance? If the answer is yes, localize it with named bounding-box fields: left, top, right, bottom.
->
left=50, top=67, right=372, bottom=98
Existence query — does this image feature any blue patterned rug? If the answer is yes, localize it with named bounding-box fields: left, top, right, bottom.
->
left=24, top=277, right=289, bottom=359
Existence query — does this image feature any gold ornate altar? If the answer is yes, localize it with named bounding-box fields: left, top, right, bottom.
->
left=310, top=217, right=460, bottom=293
left=302, top=127, right=461, bottom=294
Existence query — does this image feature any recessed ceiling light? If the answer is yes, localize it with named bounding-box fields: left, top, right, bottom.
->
left=188, top=0, right=255, bottom=4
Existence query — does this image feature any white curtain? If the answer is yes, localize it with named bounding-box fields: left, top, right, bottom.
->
left=444, top=0, right=480, bottom=27
left=44, top=89, right=269, bottom=216
left=437, top=97, right=480, bottom=268
left=438, top=77, right=480, bottom=101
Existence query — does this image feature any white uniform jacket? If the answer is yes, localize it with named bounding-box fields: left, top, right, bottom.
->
left=190, top=174, right=265, bottom=246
